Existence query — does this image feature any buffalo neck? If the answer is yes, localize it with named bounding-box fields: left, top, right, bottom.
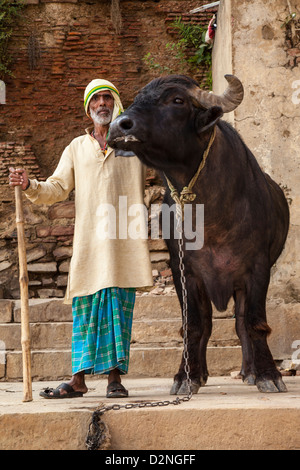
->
left=162, top=121, right=252, bottom=213
left=162, top=126, right=219, bottom=194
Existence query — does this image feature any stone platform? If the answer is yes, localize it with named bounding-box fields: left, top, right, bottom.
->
left=0, top=375, right=299, bottom=450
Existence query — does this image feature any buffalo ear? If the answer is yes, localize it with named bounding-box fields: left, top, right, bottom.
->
left=196, top=106, right=223, bottom=134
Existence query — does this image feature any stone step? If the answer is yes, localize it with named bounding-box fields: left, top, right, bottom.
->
left=0, top=318, right=240, bottom=350
left=2, top=346, right=242, bottom=381
left=132, top=318, right=240, bottom=347
left=1, top=376, right=299, bottom=450
left=2, top=302, right=299, bottom=360
left=1, top=296, right=299, bottom=384
left=0, top=322, right=72, bottom=350
left=7, top=296, right=183, bottom=323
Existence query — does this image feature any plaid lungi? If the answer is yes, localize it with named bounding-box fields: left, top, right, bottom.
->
left=71, top=287, right=136, bottom=375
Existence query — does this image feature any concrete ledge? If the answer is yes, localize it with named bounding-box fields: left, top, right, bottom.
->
left=0, top=376, right=299, bottom=450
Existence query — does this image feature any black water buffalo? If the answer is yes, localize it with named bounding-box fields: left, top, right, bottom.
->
left=107, top=74, right=289, bottom=394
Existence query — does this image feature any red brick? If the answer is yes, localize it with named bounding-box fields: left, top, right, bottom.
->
left=36, top=226, right=52, bottom=238
left=48, top=201, right=75, bottom=219
left=51, top=225, right=74, bottom=236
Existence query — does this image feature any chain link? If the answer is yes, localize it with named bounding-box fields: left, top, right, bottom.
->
left=86, top=205, right=192, bottom=450
left=176, top=204, right=192, bottom=400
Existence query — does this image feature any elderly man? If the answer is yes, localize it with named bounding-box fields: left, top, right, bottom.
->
left=9, top=79, right=153, bottom=398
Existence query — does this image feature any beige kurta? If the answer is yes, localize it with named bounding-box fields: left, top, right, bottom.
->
left=25, top=130, right=153, bottom=303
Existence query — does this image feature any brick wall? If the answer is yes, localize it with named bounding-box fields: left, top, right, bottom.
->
left=0, top=0, right=216, bottom=299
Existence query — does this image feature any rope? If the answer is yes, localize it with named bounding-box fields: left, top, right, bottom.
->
left=164, top=126, right=216, bottom=214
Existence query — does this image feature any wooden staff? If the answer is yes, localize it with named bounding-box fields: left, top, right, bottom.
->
left=15, top=185, right=32, bottom=402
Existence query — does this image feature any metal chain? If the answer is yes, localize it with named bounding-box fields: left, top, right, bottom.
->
left=176, top=204, right=192, bottom=400
left=86, top=205, right=192, bottom=451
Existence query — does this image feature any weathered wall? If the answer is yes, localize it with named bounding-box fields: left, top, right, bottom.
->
left=213, top=0, right=300, bottom=360
left=0, top=0, right=216, bottom=299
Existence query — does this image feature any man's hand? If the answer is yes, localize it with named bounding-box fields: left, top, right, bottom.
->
left=9, top=167, right=29, bottom=190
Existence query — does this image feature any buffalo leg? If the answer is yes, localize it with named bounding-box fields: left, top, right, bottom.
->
left=234, top=290, right=256, bottom=385
left=242, top=269, right=287, bottom=393
left=170, top=275, right=212, bottom=395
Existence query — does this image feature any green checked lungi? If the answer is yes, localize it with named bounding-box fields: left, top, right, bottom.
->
left=71, top=287, right=136, bottom=375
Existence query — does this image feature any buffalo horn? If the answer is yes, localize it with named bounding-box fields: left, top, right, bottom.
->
left=191, top=74, right=244, bottom=113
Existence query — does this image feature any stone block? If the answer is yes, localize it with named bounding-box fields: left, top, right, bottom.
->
left=51, top=226, right=74, bottom=237
left=36, top=226, right=51, bottom=238
left=37, top=289, right=64, bottom=298
left=0, top=362, right=5, bottom=379
left=0, top=324, right=20, bottom=350
left=27, top=262, right=57, bottom=273
left=134, top=295, right=181, bottom=320
left=56, top=275, right=68, bottom=286
left=29, top=322, right=72, bottom=349
left=41, top=278, right=53, bottom=286
left=48, top=201, right=75, bottom=219
left=6, top=350, right=72, bottom=381
left=0, top=261, right=12, bottom=272
left=132, top=318, right=239, bottom=348
left=2, top=320, right=72, bottom=352
left=150, top=252, right=170, bottom=263
left=53, top=246, right=73, bottom=260
left=23, top=206, right=43, bottom=224
left=148, top=239, right=167, bottom=251
left=0, top=412, right=92, bottom=451
left=26, top=247, right=47, bottom=263
left=0, top=300, right=13, bottom=323
left=0, top=249, right=10, bottom=263
left=58, top=260, right=70, bottom=273
left=267, top=301, right=300, bottom=360
left=131, top=319, right=182, bottom=345
left=128, top=345, right=242, bottom=377
left=13, top=299, right=72, bottom=322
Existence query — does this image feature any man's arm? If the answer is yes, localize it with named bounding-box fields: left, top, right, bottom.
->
left=9, top=145, right=75, bottom=205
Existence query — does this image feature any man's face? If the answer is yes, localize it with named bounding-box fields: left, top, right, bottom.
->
left=89, top=90, right=114, bottom=125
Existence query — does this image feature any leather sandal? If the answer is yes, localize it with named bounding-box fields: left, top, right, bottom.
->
left=39, top=383, right=84, bottom=399
left=106, top=381, right=128, bottom=398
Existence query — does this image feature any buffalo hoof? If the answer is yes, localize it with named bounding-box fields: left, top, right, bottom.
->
left=256, top=377, right=287, bottom=393
left=170, top=380, right=181, bottom=395
left=243, top=374, right=256, bottom=386
left=178, top=380, right=200, bottom=395
left=170, top=379, right=201, bottom=395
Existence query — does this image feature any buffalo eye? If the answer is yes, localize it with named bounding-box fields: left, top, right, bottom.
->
left=173, top=97, right=184, bottom=105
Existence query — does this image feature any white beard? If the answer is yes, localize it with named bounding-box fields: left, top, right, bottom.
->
left=90, top=107, right=113, bottom=125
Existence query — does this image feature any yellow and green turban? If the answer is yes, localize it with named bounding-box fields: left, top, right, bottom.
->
left=84, top=79, right=124, bottom=121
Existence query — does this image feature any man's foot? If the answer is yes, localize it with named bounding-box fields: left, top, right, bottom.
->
left=106, top=381, right=128, bottom=398
left=40, top=382, right=85, bottom=399
left=39, top=372, right=88, bottom=399
left=106, top=368, right=128, bottom=398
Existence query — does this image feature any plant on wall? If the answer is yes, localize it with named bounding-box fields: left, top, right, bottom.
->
left=0, top=0, right=25, bottom=79
left=143, top=17, right=213, bottom=89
